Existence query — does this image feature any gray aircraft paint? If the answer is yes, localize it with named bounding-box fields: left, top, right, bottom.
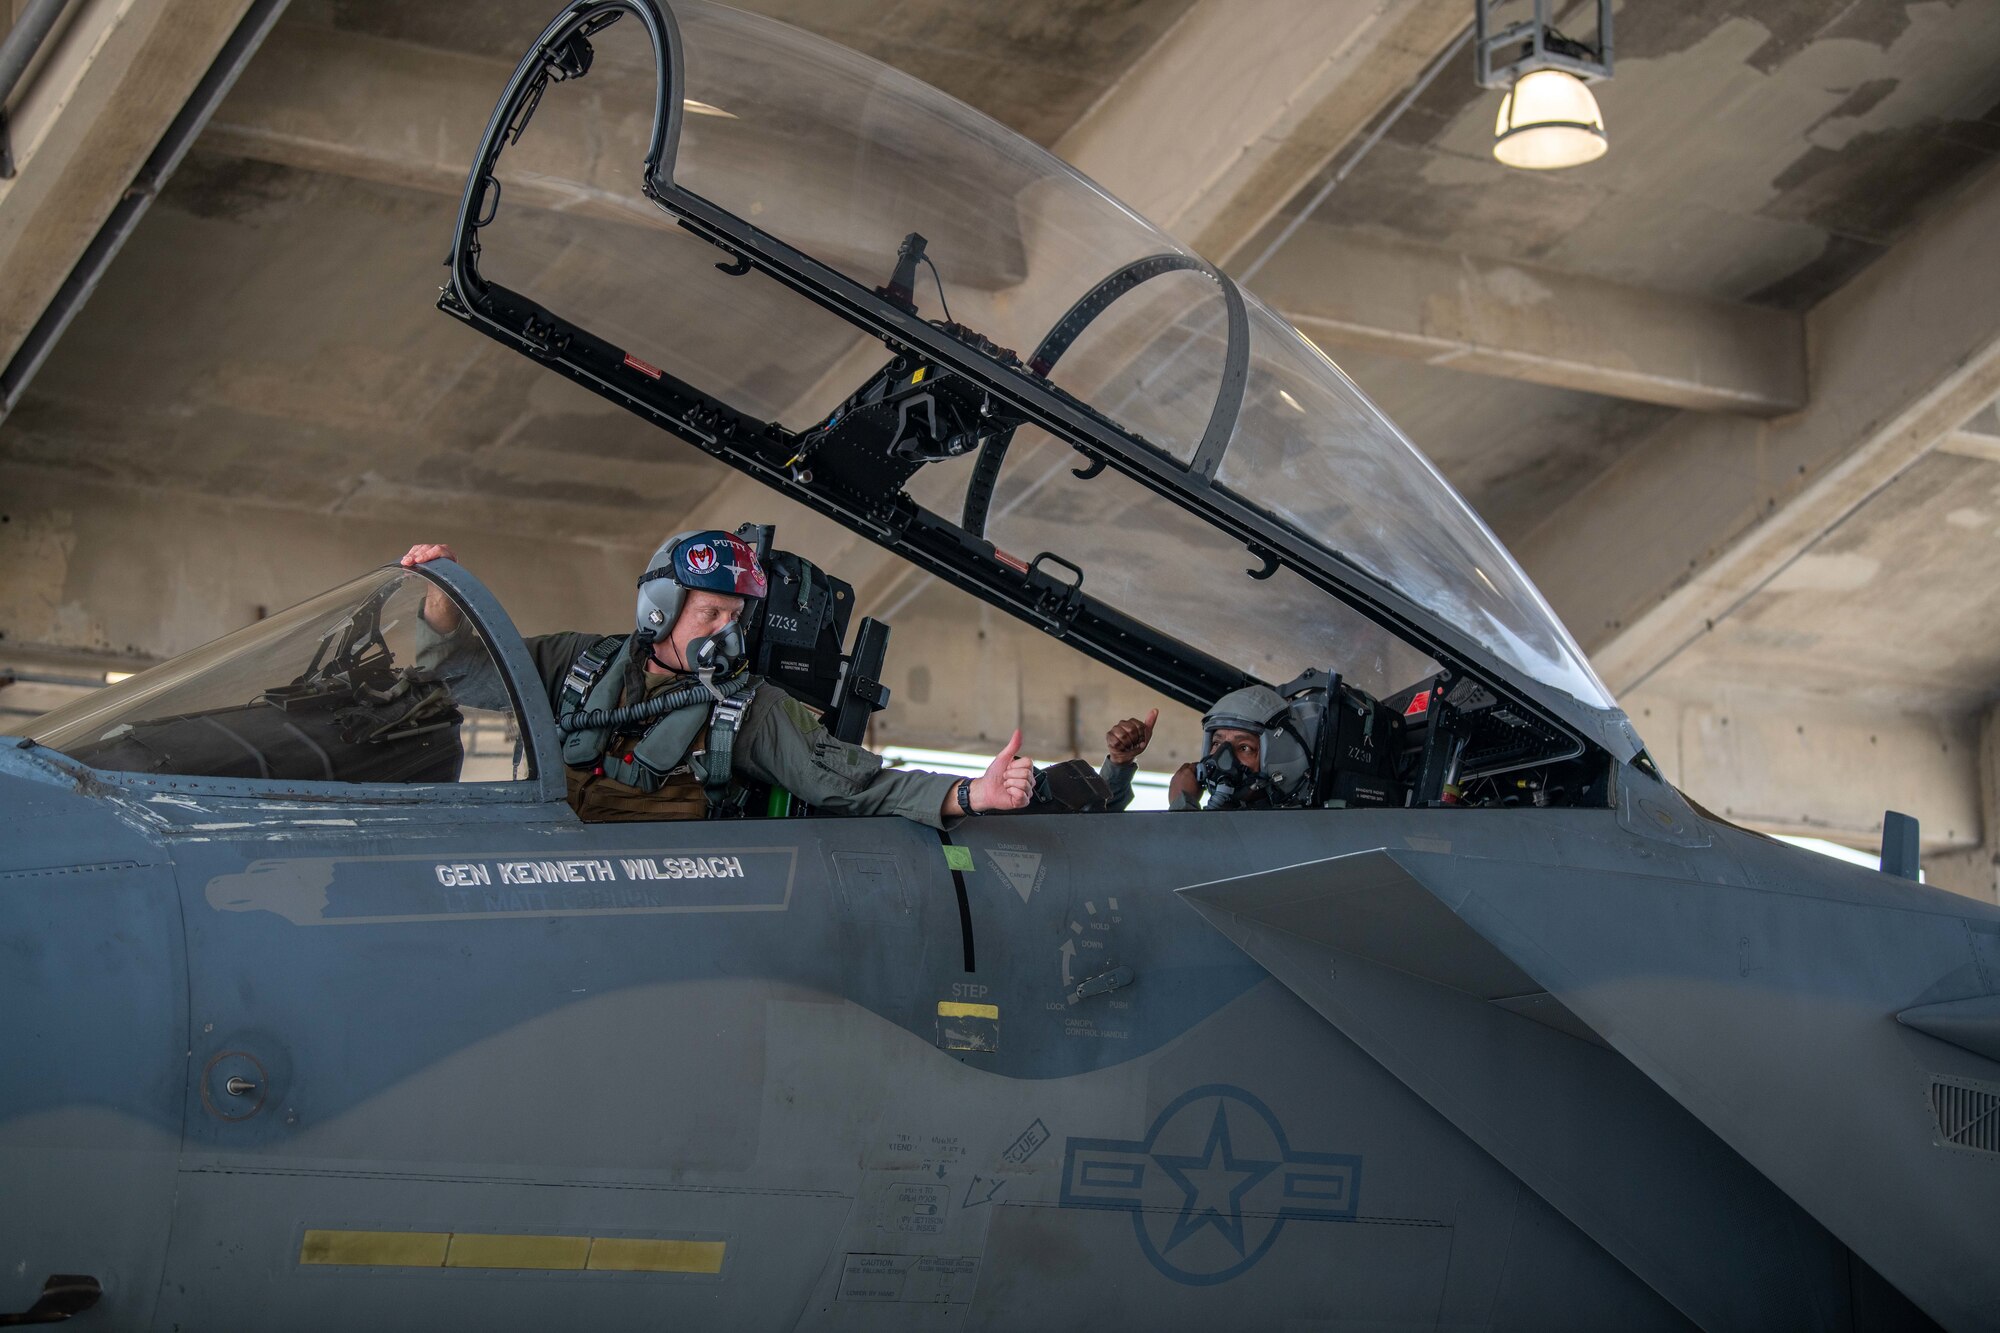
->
left=2, top=559, right=1982, bottom=1331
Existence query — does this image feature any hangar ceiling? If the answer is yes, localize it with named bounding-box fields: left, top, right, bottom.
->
left=1, top=0, right=1997, bottom=891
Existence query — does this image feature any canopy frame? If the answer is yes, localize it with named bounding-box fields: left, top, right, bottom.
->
left=439, top=0, right=1644, bottom=765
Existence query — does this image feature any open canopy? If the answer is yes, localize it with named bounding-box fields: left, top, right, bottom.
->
left=443, top=0, right=1639, bottom=760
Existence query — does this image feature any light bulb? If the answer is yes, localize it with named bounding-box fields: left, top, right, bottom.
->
left=1493, top=69, right=1606, bottom=170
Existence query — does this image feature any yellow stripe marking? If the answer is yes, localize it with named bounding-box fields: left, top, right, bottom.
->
left=587, top=1238, right=727, bottom=1273
left=301, top=1230, right=449, bottom=1268
left=298, top=1230, right=726, bottom=1274
left=937, top=1001, right=999, bottom=1019
left=446, top=1233, right=591, bottom=1270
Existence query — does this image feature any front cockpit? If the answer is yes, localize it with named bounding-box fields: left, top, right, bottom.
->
left=27, top=569, right=534, bottom=789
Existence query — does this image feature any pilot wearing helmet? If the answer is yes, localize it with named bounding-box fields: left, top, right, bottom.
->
left=401, top=534, right=1032, bottom=826
left=1099, top=685, right=1311, bottom=811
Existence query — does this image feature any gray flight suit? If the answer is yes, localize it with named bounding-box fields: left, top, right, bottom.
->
left=1098, top=758, right=1200, bottom=812
left=421, top=622, right=957, bottom=827
left=1099, top=758, right=1138, bottom=812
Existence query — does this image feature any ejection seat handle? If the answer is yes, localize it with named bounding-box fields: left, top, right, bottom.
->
left=0, top=1274, right=102, bottom=1326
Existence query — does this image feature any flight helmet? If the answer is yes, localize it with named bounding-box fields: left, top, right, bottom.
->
left=635, top=530, right=769, bottom=643
left=1202, top=684, right=1312, bottom=804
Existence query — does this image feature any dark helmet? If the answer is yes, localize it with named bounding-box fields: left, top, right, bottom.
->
left=1203, top=684, right=1312, bottom=803
left=634, top=530, right=769, bottom=640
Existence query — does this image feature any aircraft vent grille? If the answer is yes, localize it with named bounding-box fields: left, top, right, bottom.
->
left=1929, top=1075, right=2000, bottom=1154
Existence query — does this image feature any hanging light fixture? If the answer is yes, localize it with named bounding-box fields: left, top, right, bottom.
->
left=1493, top=68, right=1605, bottom=168
left=1475, top=1, right=1613, bottom=171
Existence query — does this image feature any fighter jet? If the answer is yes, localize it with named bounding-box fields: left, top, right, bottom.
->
left=4, top=2, right=1996, bottom=1329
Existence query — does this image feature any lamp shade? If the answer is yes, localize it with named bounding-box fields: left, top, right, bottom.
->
left=1493, top=68, right=1606, bottom=169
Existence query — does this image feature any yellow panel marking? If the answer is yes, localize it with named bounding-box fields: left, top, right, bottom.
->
left=910, top=367, right=927, bottom=384
left=937, top=1001, right=999, bottom=1019
left=300, top=1230, right=448, bottom=1268
left=587, top=1238, right=728, bottom=1273
left=299, top=1230, right=724, bottom=1274
left=446, top=1233, right=591, bottom=1270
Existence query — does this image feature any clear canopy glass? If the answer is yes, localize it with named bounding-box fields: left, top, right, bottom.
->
left=1216, top=306, right=1610, bottom=706
left=30, top=571, right=529, bottom=784
left=963, top=426, right=1440, bottom=699
left=471, top=0, right=1617, bottom=717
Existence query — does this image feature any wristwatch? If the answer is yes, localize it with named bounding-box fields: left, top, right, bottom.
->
left=956, top=775, right=981, bottom=816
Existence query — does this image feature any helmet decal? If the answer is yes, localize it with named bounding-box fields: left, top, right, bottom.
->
left=636, top=529, right=770, bottom=641
left=666, top=531, right=769, bottom=598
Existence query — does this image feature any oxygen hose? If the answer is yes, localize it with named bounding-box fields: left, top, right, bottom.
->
left=556, top=670, right=755, bottom=736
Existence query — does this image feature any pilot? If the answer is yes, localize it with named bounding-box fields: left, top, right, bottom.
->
left=400, top=536, right=1032, bottom=826
left=1100, top=686, right=1294, bottom=811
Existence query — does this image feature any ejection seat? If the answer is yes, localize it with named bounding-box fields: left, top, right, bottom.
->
left=729, top=523, right=891, bottom=815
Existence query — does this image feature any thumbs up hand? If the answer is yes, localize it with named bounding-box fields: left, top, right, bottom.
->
left=1105, top=708, right=1158, bottom=765
left=969, top=729, right=1034, bottom=813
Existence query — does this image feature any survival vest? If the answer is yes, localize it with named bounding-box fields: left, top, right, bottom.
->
left=556, top=634, right=754, bottom=812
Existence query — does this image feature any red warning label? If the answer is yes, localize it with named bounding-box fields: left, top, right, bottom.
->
left=622, top=352, right=663, bottom=380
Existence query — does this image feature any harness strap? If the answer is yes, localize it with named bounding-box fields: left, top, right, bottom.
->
left=559, top=634, right=626, bottom=720
left=697, top=692, right=752, bottom=809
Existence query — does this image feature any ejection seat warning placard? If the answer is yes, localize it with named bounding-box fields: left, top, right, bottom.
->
left=838, top=1253, right=979, bottom=1304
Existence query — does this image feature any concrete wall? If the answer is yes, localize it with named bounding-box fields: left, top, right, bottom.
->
left=0, top=464, right=650, bottom=661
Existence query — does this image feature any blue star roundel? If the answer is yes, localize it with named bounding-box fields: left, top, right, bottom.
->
left=1059, top=1084, right=1362, bottom=1286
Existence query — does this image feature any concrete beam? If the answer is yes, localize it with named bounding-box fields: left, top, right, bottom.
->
left=1255, top=223, right=1807, bottom=415
left=197, top=24, right=490, bottom=205
left=211, top=5, right=1466, bottom=280
left=1938, top=406, right=2000, bottom=464
left=1517, top=163, right=2000, bottom=693
left=208, top=17, right=1671, bottom=427
left=1939, top=431, right=2000, bottom=464
left=0, top=463, right=652, bottom=668
left=0, top=0, right=255, bottom=368
left=1930, top=707, right=1999, bottom=904
left=0, top=643, right=156, bottom=726
left=198, top=22, right=1026, bottom=290
left=1628, top=680, right=1981, bottom=861
left=1054, top=0, right=1465, bottom=265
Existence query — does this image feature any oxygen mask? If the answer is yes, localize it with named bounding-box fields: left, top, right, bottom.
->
left=685, top=621, right=748, bottom=695
left=1194, top=742, right=1268, bottom=810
